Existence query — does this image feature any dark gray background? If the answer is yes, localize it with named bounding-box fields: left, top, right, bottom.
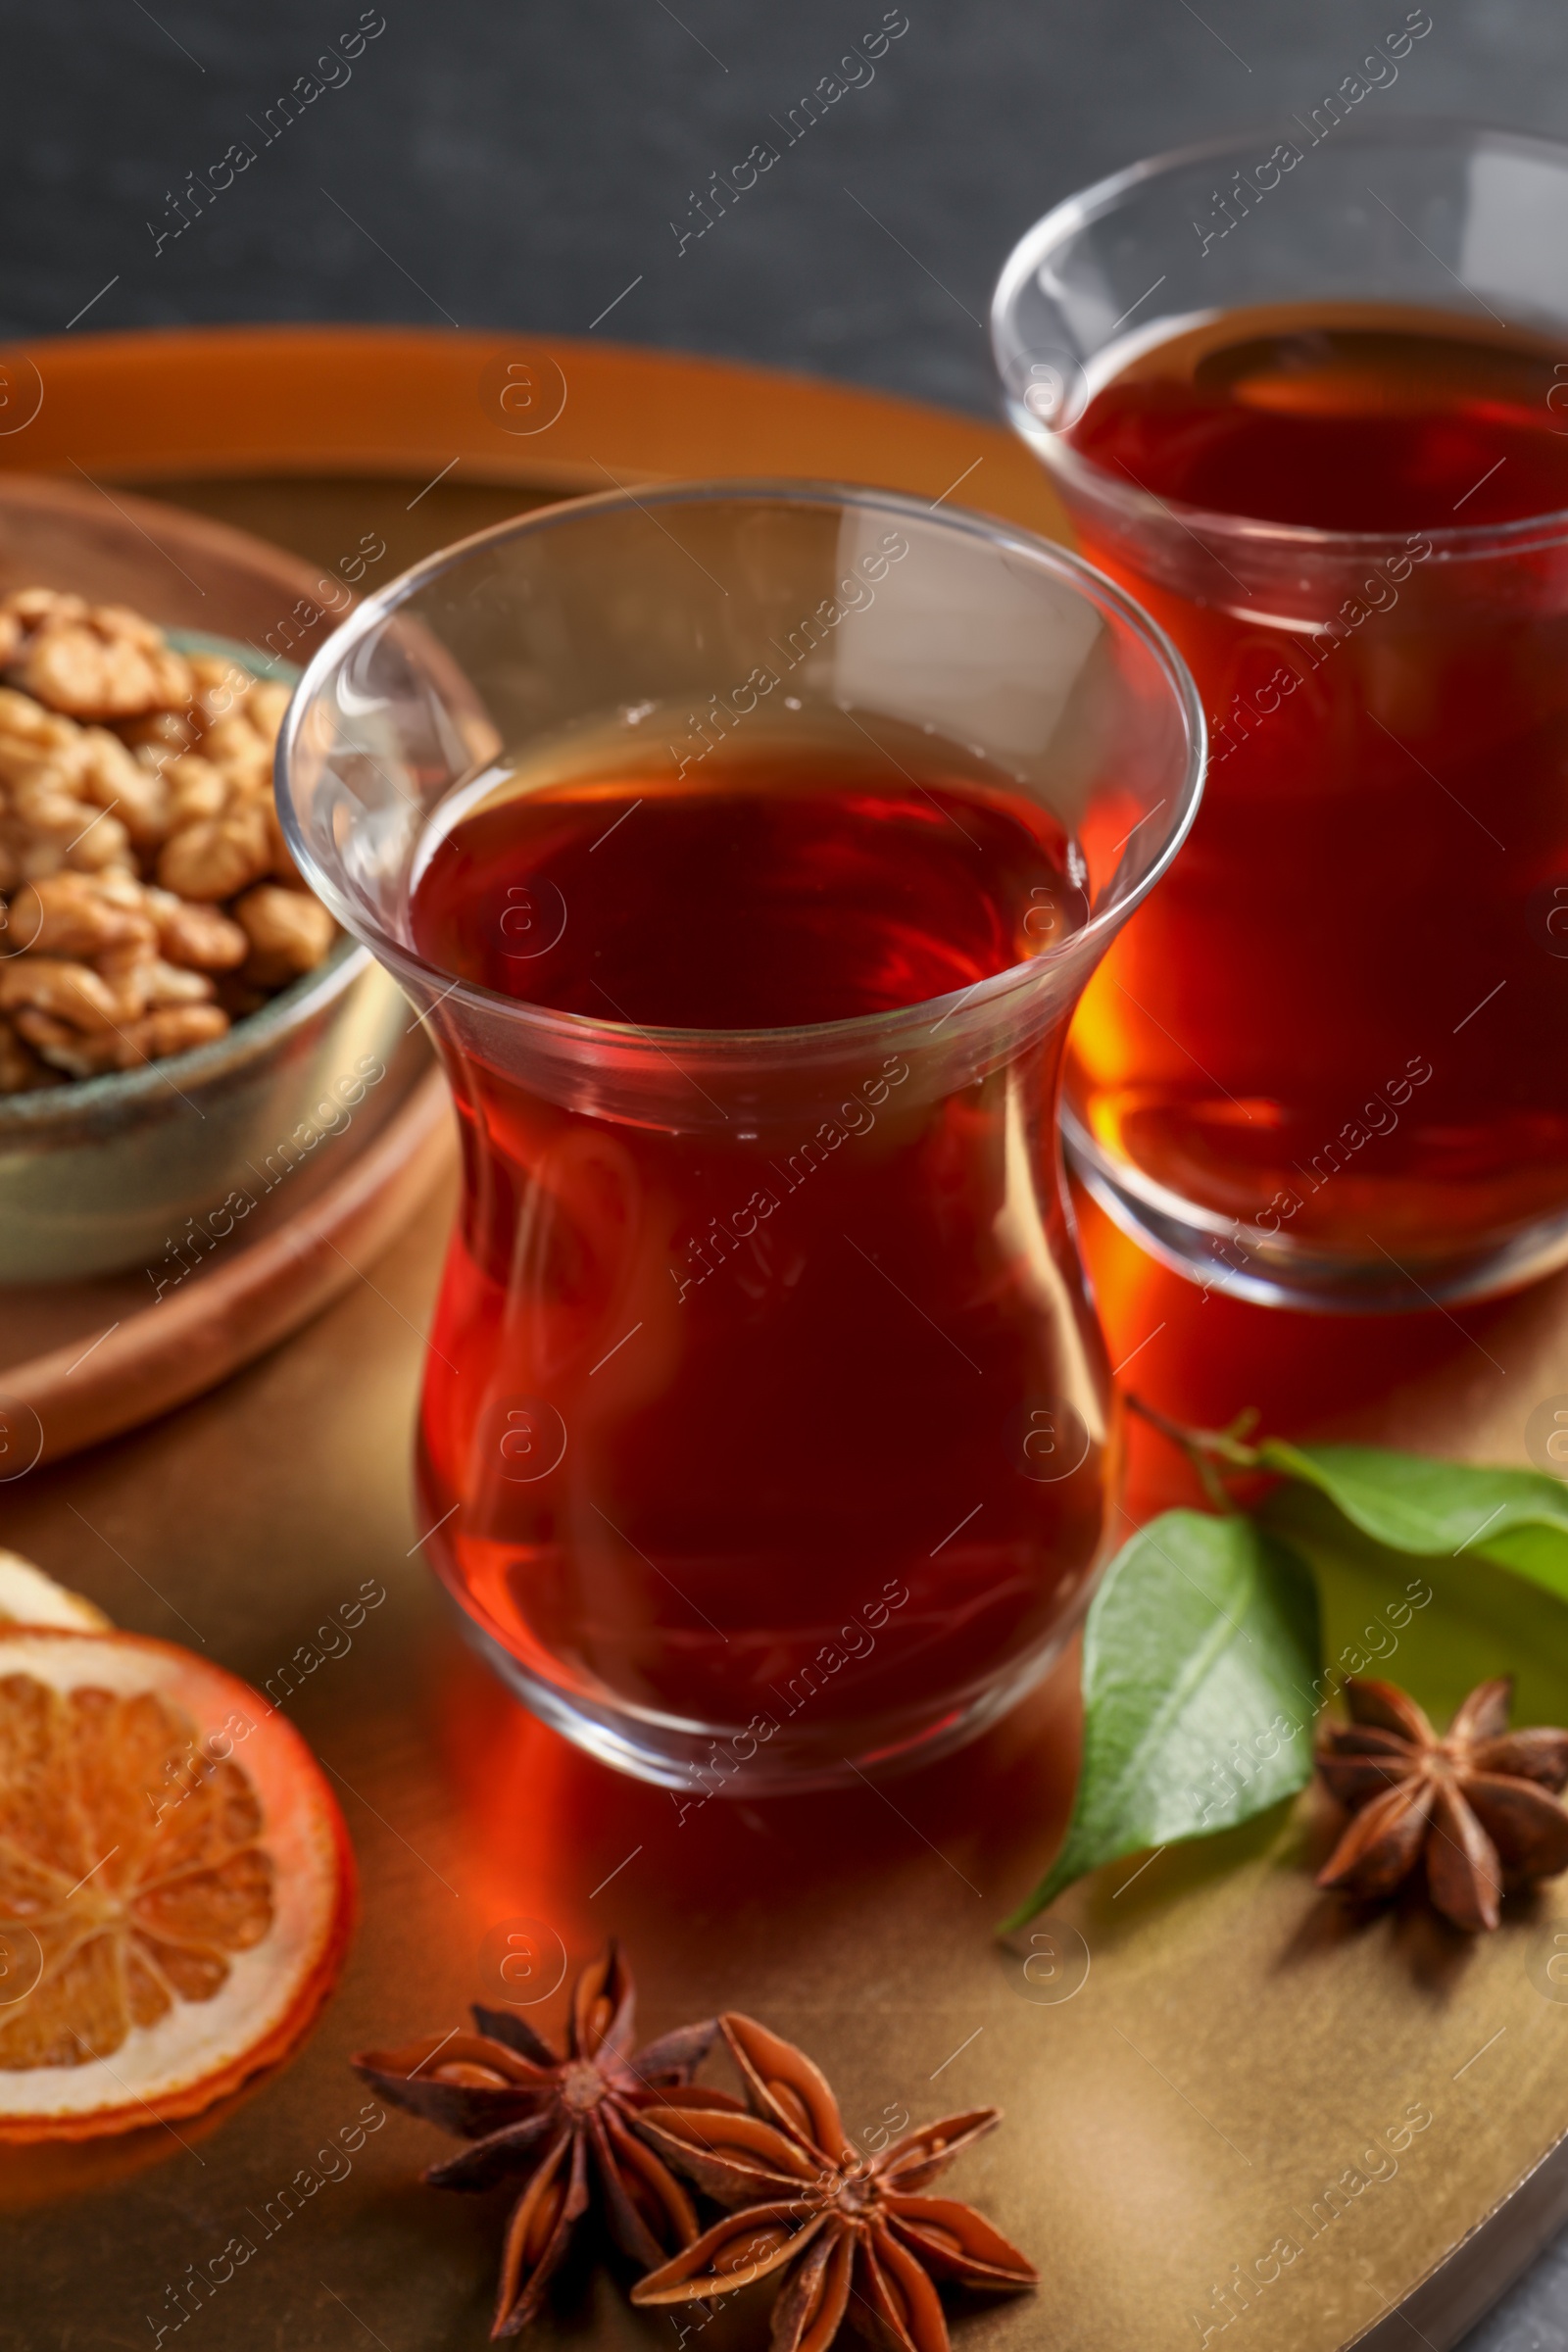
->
left=5, top=0, right=1568, bottom=418
left=8, top=4, right=1568, bottom=2344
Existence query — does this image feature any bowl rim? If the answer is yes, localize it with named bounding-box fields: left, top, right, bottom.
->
left=0, top=933, right=369, bottom=1131
left=0, top=627, right=359, bottom=1132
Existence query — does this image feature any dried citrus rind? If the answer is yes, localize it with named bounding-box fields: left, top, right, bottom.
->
left=0, top=1629, right=354, bottom=2138
left=0, top=1551, right=111, bottom=1634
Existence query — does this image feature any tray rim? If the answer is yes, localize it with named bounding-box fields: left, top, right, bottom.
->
left=0, top=322, right=1068, bottom=534
left=0, top=322, right=1557, bottom=2352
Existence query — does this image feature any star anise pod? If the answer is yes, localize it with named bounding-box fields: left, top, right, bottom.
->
left=352, top=1941, right=742, bottom=2336
left=629, top=2011, right=1036, bottom=2352
left=1315, top=1674, right=1568, bottom=1932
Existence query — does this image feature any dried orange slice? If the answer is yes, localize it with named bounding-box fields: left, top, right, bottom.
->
left=0, top=1629, right=354, bottom=2139
left=0, top=1551, right=110, bottom=1633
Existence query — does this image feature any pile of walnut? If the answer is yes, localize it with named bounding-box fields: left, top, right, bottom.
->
left=0, top=589, right=335, bottom=1091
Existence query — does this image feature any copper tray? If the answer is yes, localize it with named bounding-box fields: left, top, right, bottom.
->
left=4, top=326, right=1566, bottom=2352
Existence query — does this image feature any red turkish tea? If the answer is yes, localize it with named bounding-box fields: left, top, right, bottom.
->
left=1062, top=304, right=1568, bottom=1269
left=408, top=748, right=1108, bottom=1757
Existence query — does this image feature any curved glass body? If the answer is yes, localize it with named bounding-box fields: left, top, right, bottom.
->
left=277, top=483, right=1202, bottom=1789
left=995, top=122, right=1568, bottom=1309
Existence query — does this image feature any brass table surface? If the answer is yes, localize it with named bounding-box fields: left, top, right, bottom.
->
left=13, top=1159, right=1568, bottom=2352
left=8, top=395, right=1568, bottom=2352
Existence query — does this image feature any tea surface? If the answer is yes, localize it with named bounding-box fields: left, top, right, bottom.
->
left=1071, top=304, right=1568, bottom=530
left=411, top=760, right=1082, bottom=1030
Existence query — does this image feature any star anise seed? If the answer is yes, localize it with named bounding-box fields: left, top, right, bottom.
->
left=629, top=2011, right=1037, bottom=2352
left=353, top=1940, right=742, bottom=2336
left=1315, top=1675, right=1568, bottom=1933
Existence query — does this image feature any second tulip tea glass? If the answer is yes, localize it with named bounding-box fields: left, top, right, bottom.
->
left=995, top=121, right=1568, bottom=1310
left=279, top=484, right=1202, bottom=1790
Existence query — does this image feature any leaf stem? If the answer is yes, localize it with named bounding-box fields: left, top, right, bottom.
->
left=1125, top=1395, right=1266, bottom=1512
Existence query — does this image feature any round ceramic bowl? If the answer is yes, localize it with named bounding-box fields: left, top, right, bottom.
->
left=0, top=934, right=409, bottom=1283
left=0, top=476, right=409, bottom=1283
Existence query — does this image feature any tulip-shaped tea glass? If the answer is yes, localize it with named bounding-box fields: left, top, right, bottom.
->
left=278, top=484, right=1202, bottom=1790
left=995, top=121, right=1568, bottom=1310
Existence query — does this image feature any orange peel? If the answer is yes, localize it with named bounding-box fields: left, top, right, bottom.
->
left=0, top=1628, right=354, bottom=2139
left=0, top=1551, right=110, bottom=1633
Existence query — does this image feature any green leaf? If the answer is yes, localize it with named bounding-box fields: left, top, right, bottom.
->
left=1258, top=1441, right=1568, bottom=1601
left=1481, top=1523, right=1568, bottom=1597
left=1002, top=1509, right=1321, bottom=1931
left=1278, top=1489, right=1568, bottom=1736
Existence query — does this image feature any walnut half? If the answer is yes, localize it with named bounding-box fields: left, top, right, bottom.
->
left=2, top=592, right=195, bottom=721
left=234, top=885, right=336, bottom=988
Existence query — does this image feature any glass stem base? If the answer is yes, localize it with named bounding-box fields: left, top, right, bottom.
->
left=1065, top=1114, right=1568, bottom=1313
left=450, top=1601, right=1076, bottom=1795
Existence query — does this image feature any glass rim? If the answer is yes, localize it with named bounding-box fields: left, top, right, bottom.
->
left=276, top=477, right=1206, bottom=1055
left=992, top=114, right=1568, bottom=560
